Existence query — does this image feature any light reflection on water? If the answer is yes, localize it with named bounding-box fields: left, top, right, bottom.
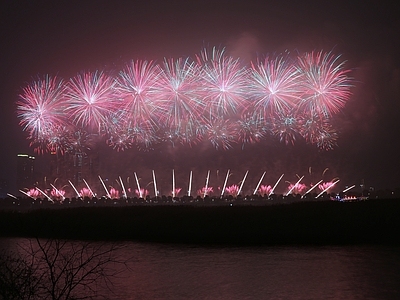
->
left=2, top=239, right=400, bottom=299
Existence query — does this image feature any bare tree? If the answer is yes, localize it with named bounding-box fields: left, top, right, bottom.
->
left=0, top=253, right=39, bottom=299
left=0, top=238, right=128, bottom=300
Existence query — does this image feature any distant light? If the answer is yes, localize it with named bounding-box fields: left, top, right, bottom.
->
left=17, top=153, right=35, bottom=159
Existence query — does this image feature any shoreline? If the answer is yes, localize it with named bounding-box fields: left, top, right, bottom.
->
left=1, top=199, right=399, bottom=246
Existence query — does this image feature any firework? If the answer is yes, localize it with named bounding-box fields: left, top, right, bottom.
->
left=271, top=113, right=301, bottom=145
left=7, top=193, right=18, bottom=200
left=301, top=179, right=323, bottom=198
left=36, top=187, right=53, bottom=203
left=238, top=170, right=249, bottom=196
left=134, top=172, right=142, bottom=198
left=258, top=185, right=272, bottom=196
left=80, top=187, right=92, bottom=198
left=99, top=175, right=111, bottom=198
left=109, top=188, right=120, bottom=199
left=202, top=118, right=237, bottom=150
left=65, top=71, right=118, bottom=130
left=285, top=175, right=305, bottom=196
left=198, top=186, right=213, bottom=197
left=17, top=48, right=353, bottom=153
left=21, top=189, right=39, bottom=199
left=253, top=171, right=266, bottom=195
left=221, top=169, right=230, bottom=197
left=17, top=76, right=67, bottom=153
left=114, top=60, right=163, bottom=147
left=50, top=183, right=65, bottom=201
left=196, top=47, right=249, bottom=118
left=236, top=114, right=268, bottom=146
left=225, top=184, right=240, bottom=197
left=82, top=179, right=95, bottom=198
left=172, top=169, right=176, bottom=198
left=297, top=51, right=352, bottom=117
left=152, top=170, right=159, bottom=197
left=342, top=185, right=355, bottom=193
left=270, top=174, right=284, bottom=195
left=249, top=56, right=301, bottom=117
left=204, top=170, right=210, bottom=198
left=68, top=180, right=81, bottom=198
left=188, top=171, right=193, bottom=197
left=119, top=176, right=127, bottom=199
left=157, top=58, right=204, bottom=146
left=316, top=179, right=340, bottom=198
left=135, top=188, right=149, bottom=198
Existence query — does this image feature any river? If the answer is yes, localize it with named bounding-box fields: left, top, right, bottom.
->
left=1, top=239, right=400, bottom=299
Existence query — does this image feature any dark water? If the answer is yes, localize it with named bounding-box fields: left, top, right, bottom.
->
left=2, top=239, right=400, bottom=299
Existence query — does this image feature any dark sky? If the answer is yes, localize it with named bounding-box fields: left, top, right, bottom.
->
left=1, top=0, right=400, bottom=193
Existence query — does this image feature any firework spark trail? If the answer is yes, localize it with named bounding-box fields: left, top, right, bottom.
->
left=134, top=172, right=142, bottom=198
left=301, top=179, right=323, bottom=198
left=36, top=187, right=54, bottom=203
left=204, top=170, right=210, bottom=198
left=316, top=179, right=340, bottom=198
left=19, top=190, right=33, bottom=199
left=68, top=180, right=81, bottom=198
left=188, top=171, right=193, bottom=197
left=253, top=171, right=266, bottom=195
left=342, top=185, right=355, bottom=193
left=83, top=179, right=95, bottom=198
left=99, top=175, right=111, bottom=198
left=238, top=170, right=249, bottom=196
left=50, top=183, right=65, bottom=200
left=285, top=175, right=304, bottom=196
left=221, top=169, right=230, bottom=197
left=172, top=169, right=176, bottom=198
left=119, top=176, right=127, bottom=198
left=270, top=174, right=284, bottom=195
left=152, top=170, right=158, bottom=197
left=7, top=193, right=18, bottom=200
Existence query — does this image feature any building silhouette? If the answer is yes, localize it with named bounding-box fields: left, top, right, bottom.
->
left=16, top=153, right=35, bottom=190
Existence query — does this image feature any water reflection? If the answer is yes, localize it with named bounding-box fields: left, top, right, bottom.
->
left=1, top=239, right=400, bottom=299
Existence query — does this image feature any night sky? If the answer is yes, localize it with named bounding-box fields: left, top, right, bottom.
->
left=1, top=0, right=399, bottom=193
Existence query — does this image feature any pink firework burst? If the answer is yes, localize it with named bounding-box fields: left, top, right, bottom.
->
left=26, top=188, right=40, bottom=199
left=225, top=184, right=240, bottom=197
left=287, top=183, right=307, bottom=195
left=114, top=60, right=163, bottom=138
left=318, top=181, right=335, bottom=192
left=297, top=51, right=353, bottom=117
left=271, top=113, right=301, bottom=145
left=17, top=75, right=66, bottom=141
left=135, top=188, right=149, bottom=198
left=157, top=57, right=205, bottom=145
left=80, top=187, right=92, bottom=198
left=236, top=113, right=269, bottom=145
left=50, top=188, right=65, bottom=202
left=258, top=185, right=272, bottom=196
left=249, top=56, right=301, bottom=117
left=201, top=118, right=237, bottom=150
left=65, top=71, right=118, bottom=131
left=109, top=188, right=120, bottom=199
left=172, top=188, right=182, bottom=197
left=196, top=47, right=249, bottom=118
left=197, top=186, right=213, bottom=197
